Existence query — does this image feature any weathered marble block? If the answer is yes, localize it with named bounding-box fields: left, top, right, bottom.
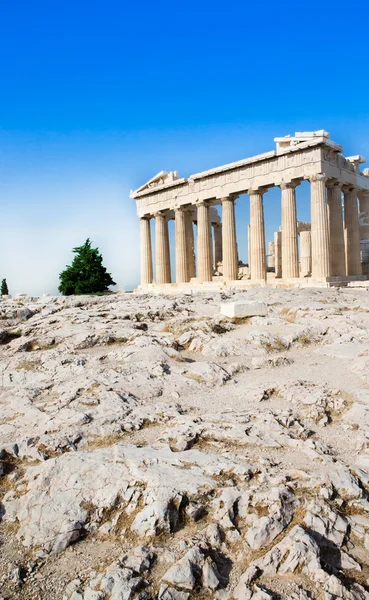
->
left=220, top=300, right=267, bottom=318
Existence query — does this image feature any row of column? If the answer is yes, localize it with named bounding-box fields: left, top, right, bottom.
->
left=140, top=200, right=237, bottom=285
left=140, top=179, right=368, bottom=285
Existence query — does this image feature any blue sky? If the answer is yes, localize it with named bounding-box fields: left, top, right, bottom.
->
left=1, top=0, right=369, bottom=294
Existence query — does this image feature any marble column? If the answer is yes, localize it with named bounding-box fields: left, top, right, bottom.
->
left=249, top=189, right=267, bottom=280
left=327, top=181, right=345, bottom=276
left=359, top=191, right=369, bottom=275
left=358, top=191, right=369, bottom=240
left=300, top=230, right=312, bottom=277
left=281, top=182, right=299, bottom=279
left=274, top=231, right=282, bottom=277
left=343, top=187, right=362, bottom=276
left=155, top=212, right=171, bottom=284
left=268, top=241, right=275, bottom=269
left=140, top=217, right=153, bottom=285
left=197, top=202, right=213, bottom=282
left=310, top=175, right=330, bottom=278
left=213, top=223, right=223, bottom=271
left=221, top=196, right=238, bottom=280
left=185, top=211, right=196, bottom=279
left=175, top=208, right=189, bottom=283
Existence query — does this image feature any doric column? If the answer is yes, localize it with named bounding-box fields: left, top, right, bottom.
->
left=281, top=182, right=299, bottom=278
left=267, top=241, right=275, bottom=269
left=300, top=230, right=312, bottom=277
left=327, top=181, right=345, bottom=277
left=155, top=212, right=171, bottom=284
left=310, top=174, right=330, bottom=278
left=343, top=186, right=362, bottom=276
left=221, top=196, right=238, bottom=280
left=140, top=217, right=153, bottom=285
left=175, top=208, right=189, bottom=283
left=185, top=210, right=196, bottom=279
left=358, top=191, right=369, bottom=240
left=249, top=188, right=267, bottom=280
left=274, top=231, right=282, bottom=277
left=213, top=223, right=223, bottom=271
left=197, top=202, right=213, bottom=282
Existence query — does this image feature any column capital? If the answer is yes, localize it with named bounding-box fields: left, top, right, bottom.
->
left=308, top=174, right=328, bottom=184
left=140, top=215, right=152, bottom=221
left=248, top=185, right=269, bottom=196
left=153, top=210, right=170, bottom=218
left=358, top=189, right=369, bottom=199
left=220, top=194, right=238, bottom=203
left=342, top=184, right=358, bottom=194
left=326, top=179, right=342, bottom=189
left=280, top=180, right=299, bottom=190
left=196, top=200, right=210, bottom=208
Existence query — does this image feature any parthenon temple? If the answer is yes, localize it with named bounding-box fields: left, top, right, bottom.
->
left=131, top=130, right=369, bottom=290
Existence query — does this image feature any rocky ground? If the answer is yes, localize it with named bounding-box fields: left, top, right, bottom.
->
left=2, top=288, right=369, bottom=599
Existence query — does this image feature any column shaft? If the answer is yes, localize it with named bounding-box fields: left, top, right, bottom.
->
left=267, top=241, right=275, bottom=269
left=249, top=190, right=266, bottom=280
left=344, top=188, right=362, bottom=276
left=213, top=224, right=223, bottom=271
left=155, top=213, right=171, bottom=284
left=140, top=217, right=153, bottom=285
left=300, top=230, right=312, bottom=277
left=197, top=203, right=213, bottom=282
left=222, top=197, right=238, bottom=280
left=281, top=183, right=299, bottom=278
left=327, top=182, right=345, bottom=276
left=185, top=211, right=196, bottom=279
left=175, top=208, right=189, bottom=283
left=310, top=175, right=330, bottom=278
left=359, top=192, right=369, bottom=240
left=274, top=231, right=282, bottom=277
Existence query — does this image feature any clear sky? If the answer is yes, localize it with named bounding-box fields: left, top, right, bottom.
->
left=1, top=0, right=369, bottom=295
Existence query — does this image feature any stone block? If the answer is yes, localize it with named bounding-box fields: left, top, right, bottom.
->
left=220, top=300, right=267, bottom=319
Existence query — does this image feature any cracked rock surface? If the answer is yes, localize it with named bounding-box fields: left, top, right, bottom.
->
left=2, top=288, right=369, bottom=599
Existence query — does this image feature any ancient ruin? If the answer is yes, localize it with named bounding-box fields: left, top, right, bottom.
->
left=131, top=130, right=369, bottom=289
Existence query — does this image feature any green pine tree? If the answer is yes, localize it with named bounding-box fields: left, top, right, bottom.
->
left=1, top=279, right=9, bottom=296
left=58, top=239, right=116, bottom=296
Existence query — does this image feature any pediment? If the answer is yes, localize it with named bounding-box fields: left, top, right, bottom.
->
left=132, top=170, right=179, bottom=195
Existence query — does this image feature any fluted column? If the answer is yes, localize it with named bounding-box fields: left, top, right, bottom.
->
left=155, top=212, right=171, bottom=284
left=197, top=202, right=213, bottom=282
left=140, top=217, right=153, bottom=285
left=327, top=181, right=345, bottom=276
left=213, top=223, right=223, bottom=271
left=281, top=182, right=299, bottom=278
left=175, top=208, right=189, bottom=283
left=343, top=187, right=362, bottom=276
left=310, top=175, right=330, bottom=278
left=249, top=189, right=267, bottom=280
left=185, top=210, right=196, bottom=279
left=221, top=196, right=238, bottom=280
left=274, top=231, right=282, bottom=277
left=268, top=241, right=275, bottom=269
left=300, top=230, right=312, bottom=277
left=359, top=191, right=369, bottom=240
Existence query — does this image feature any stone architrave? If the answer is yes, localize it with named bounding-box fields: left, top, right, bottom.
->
left=300, top=230, right=312, bottom=277
left=139, top=217, right=153, bottom=285
left=155, top=212, right=171, bottom=284
left=185, top=211, right=196, bottom=279
left=343, top=187, right=362, bottom=276
left=327, top=181, right=345, bottom=277
left=281, top=182, right=299, bottom=279
left=310, top=174, right=330, bottom=278
left=175, top=208, right=189, bottom=283
left=221, top=196, right=238, bottom=280
left=249, top=188, right=267, bottom=281
left=274, top=231, right=282, bottom=277
left=197, top=202, right=213, bottom=282
left=213, top=223, right=223, bottom=271
left=268, top=241, right=275, bottom=269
